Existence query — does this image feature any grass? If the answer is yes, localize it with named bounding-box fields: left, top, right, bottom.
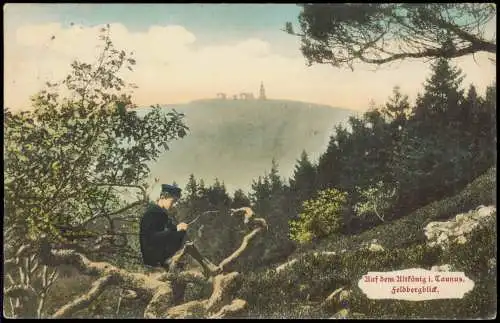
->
left=237, top=166, right=497, bottom=319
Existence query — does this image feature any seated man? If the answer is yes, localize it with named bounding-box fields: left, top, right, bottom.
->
left=139, top=184, right=220, bottom=277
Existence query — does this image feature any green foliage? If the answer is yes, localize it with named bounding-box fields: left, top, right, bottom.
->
left=289, top=150, right=317, bottom=209
left=314, top=57, right=495, bottom=236
left=383, top=86, right=412, bottom=124
left=413, top=58, right=465, bottom=130
left=290, top=189, right=348, bottom=243
left=287, top=3, right=496, bottom=69
left=317, top=166, right=495, bottom=253
left=354, top=181, right=397, bottom=222
left=175, top=176, right=241, bottom=264
left=4, top=25, right=188, bottom=245
left=232, top=189, right=251, bottom=208
left=237, top=160, right=297, bottom=270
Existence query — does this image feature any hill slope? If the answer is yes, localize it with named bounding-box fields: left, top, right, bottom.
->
left=137, top=99, right=355, bottom=193
left=236, top=167, right=497, bottom=319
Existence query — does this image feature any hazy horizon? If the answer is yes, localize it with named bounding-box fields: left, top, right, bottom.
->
left=4, top=3, right=496, bottom=113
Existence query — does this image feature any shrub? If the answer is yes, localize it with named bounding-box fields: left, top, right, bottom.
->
left=354, top=181, right=398, bottom=222
left=289, top=189, right=348, bottom=243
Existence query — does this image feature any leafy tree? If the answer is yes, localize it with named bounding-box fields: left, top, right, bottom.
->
left=354, top=181, right=398, bottom=222
left=4, top=24, right=188, bottom=246
left=285, top=3, right=496, bottom=70
left=290, top=188, right=348, bottom=244
left=197, top=178, right=207, bottom=196
left=4, top=25, right=188, bottom=317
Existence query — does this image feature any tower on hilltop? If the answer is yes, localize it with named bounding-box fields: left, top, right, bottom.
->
left=259, top=81, right=267, bottom=100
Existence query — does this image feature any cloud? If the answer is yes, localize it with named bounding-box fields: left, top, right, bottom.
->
left=4, top=22, right=496, bottom=112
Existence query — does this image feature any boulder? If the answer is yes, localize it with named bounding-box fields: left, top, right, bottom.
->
left=368, top=243, right=385, bottom=252
left=424, top=205, right=496, bottom=250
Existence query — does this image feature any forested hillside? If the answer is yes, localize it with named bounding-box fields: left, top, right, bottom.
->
left=136, top=99, right=353, bottom=194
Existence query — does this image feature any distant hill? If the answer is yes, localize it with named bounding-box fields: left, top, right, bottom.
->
left=136, top=99, right=355, bottom=195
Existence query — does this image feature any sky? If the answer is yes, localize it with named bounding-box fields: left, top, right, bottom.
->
left=3, top=3, right=497, bottom=112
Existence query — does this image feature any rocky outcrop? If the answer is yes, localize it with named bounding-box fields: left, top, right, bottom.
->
left=360, top=239, right=385, bottom=252
left=431, top=264, right=452, bottom=272
left=424, top=205, right=496, bottom=250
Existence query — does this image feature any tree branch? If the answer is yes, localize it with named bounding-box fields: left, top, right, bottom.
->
left=209, top=299, right=248, bottom=319
left=428, top=14, right=496, bottom=50
left=39, top=241, right=175, bottom=318
left=218, top=217, right=268, bottom=272
left=358, top=43, right=495, bottom=65
left=205, top=272, right=241, bottom=313
left=35, top=207, right=268, bottom=319
left=89, top=182, right=148, bottom=201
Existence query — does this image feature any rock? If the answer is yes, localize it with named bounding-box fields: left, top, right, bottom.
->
left=368, top=243, right=385, bottom=252
left=322, top=287, right=353, bottom=316
left=424, top=205, right=496, bottom=250
left=476, top=205, right=496, bottom=218
left=431, top=264, right=452, bottom=272
left=455, top=213, right=467, bottom=223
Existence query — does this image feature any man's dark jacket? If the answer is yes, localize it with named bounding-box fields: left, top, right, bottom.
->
left=139, top=202, right=186, bottom=266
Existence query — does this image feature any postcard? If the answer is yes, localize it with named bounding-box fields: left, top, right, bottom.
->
left=3, top=3, right=496, bottom=319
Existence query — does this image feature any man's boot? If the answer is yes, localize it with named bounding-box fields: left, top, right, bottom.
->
left=184, top=241, right=222, bottom=277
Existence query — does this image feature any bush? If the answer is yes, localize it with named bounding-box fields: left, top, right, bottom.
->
left=316, top=166, right=496, bottom=253
left=290, top=189, right=348, bottom=243
left=354, top=181, right=398, bottom=222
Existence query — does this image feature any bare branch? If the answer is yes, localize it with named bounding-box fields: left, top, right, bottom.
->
left=218, top=218, right=268, bottom=272
left=205, top=272, right=241, bottom=313
left=108, top=200, right=145, bottom=217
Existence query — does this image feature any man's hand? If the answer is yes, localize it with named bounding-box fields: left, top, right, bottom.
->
left=177, top=222, right=189, bottom=231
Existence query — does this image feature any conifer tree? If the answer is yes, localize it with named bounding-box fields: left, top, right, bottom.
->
left=289, top=150, right=317, bottom=208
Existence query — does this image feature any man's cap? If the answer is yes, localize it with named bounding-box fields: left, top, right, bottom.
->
left=161, top=184, right=182, bottom=199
